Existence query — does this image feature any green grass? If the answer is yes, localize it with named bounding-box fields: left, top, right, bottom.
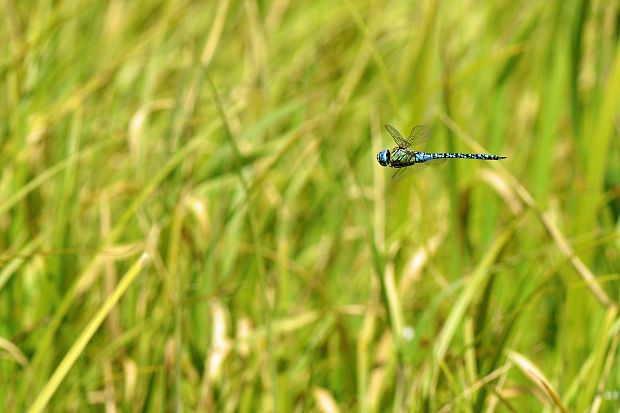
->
left=1, top=0, right=620, bottom=411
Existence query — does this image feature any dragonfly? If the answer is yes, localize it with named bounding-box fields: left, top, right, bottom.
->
left=376, top=124, right=506, bottom=180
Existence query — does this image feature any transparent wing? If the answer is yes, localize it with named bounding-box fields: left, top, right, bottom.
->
left=391, top=166, right=412, bottom=182
left=384, top=124, right=409, bottom=148
left=384, top=124, right=430, bottom=149
left=407, top=125, right=431, bottom=147
left=390, top=158, right=447, bottom=182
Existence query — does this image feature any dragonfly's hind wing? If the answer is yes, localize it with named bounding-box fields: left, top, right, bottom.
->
left=391, top=167, right=410, bottom=182
left=406, top=125, right=431, bottom=147
left=390, top=157, right=447, bottom=183
left=391, top=165, right=424, bottom=182
left=391, top=164, right=426, bottom=182
left=384, top=124, right=410, bottom=148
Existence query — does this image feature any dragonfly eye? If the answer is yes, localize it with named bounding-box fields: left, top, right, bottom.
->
left=377, top=150, right=390, bottom=166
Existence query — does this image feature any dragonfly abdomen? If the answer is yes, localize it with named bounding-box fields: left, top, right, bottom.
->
left=421, top=152, right=506, bottom=162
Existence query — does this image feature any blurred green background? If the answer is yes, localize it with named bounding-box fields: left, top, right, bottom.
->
left=1, top=0, right=620, bottom=411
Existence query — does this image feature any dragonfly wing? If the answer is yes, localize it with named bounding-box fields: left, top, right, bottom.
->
left=384, top=124, right=410, bottom=148
left=406, top=125, right=431, bottom=147
left=390, top=158, right=447, bottom=182
left=391, top=166, right=412, bottom=182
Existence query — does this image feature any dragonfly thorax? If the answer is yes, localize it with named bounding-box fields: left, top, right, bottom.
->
left=377, top=149, right=390, bottom=166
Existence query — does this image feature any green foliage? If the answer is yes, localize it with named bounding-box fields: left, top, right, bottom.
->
left=1, top=0, right=619, bottom=411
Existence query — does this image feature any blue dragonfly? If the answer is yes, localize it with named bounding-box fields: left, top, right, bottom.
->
left=376, top=124, right=506, bottom=180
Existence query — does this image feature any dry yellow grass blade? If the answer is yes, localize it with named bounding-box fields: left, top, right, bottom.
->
left=201, top=0, right=230, bottom=68
left=313, top=387, right=341, bottom=413
left=427, top=225, right=514, bottom=397
left=507, top=350, right=569, bottom=413
left=437, top=364, right=511, bottom=413
left=27, top=253, right=150, bottom=413
left=436, top=109, right=614, bottom=309
left=0, top=336, right=28, bottom=367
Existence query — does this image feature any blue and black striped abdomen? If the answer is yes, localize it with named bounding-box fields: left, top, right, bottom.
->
left=422, top=152, right=506, bottom=161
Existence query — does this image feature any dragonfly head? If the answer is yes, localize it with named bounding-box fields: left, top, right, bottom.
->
left=377, top=149, right=390, bottom=166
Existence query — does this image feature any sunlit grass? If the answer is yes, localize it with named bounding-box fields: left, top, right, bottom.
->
left=1, top=0, right=619, bottom=412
